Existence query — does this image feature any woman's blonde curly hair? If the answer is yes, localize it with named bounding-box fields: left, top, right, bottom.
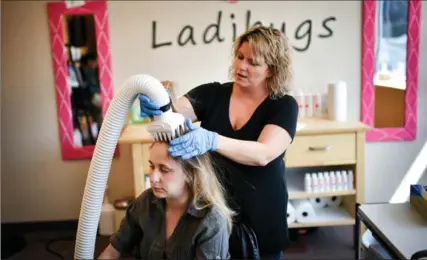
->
left=229, top=25, right=294, bottom=99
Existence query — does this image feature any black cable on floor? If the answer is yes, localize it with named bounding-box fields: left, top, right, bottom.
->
left=44, top=236, right=75, bottom=259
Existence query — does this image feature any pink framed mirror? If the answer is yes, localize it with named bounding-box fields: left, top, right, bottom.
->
left=47, top=0, right=118, bottom=160
left=361, top=0, right=421, bottom=142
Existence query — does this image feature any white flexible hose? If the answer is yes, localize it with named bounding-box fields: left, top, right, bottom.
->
left=74, top=74, right=171, bottom=259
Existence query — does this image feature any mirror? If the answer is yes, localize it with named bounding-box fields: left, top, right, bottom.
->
left=47, top=1, right=118, bottom=160
left=361, top=0, right=421, bottom=141
left=373, top=0, right=407, bottom=128
left=64, top=15, right=102, bottom=147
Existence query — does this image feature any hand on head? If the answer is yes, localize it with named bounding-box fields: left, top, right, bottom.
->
left=168, top=119, right=218, bottom=160
left=138, top=86, right=216, bottom=160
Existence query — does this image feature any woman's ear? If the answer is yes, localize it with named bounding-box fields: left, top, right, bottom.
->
left=266, top=66, right=274, bottom=78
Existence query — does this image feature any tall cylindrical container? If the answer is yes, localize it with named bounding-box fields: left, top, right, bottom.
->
left=327, top=81, right=348, bottom=121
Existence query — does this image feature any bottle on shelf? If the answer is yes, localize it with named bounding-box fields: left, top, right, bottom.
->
left=329, top=171, right=336, bottom=191
left=348, top=170, right=354, bottom=190
left=342, top=170, right=348, bottom=190
left=313, top=92, right=322, bottom=117
left=304, top=173, right=312, bottom=192
left=336, top=171, right=343, bottom=190
left=311, top=173, right=318, bottom=192
left=305, top=92, right=314, bottom=117
left=295, top=89, right=306, bottom=119
left=323, top=171, right=330, bottom=191
left=318, top=172, right=325, bottom=192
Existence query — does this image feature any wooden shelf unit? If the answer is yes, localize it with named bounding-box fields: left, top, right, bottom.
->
left=117, top=117, right=370, bottom=231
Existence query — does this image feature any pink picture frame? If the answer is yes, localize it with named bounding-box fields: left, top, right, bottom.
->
left=361, top=0, right=421, bottom=142
left=47, top=0, right=118, bottom=160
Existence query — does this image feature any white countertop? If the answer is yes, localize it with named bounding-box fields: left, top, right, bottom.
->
left=359, top=203, right=427, bottom=259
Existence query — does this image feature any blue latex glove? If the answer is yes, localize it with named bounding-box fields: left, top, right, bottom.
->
left=138, top=90, right=171, bottom=118
left=168, top=119, right=218, bottom=160
left=138, top=94, right=162, bottom=118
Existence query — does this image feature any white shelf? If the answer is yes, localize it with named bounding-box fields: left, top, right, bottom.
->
left=288, top=206, right=355, bottom=228
left=287, top=172, right=356, bottom=199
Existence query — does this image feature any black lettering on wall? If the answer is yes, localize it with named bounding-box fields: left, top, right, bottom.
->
left=246, top=10, right=263, bottom=30
left=150, top=10, right=337, bottom=52
left=269, top=22, right=286, bottom=35
left=151, top=21, right=172, bottom=49
left=177, top=25, right=196, bottom=46
left=318, top=16, right=336, bottom=38
left=293, top=19, right=312, bottom=52
left=202, top=11, right=225, bottom=44
left=231, top=13, right=237, bottom=41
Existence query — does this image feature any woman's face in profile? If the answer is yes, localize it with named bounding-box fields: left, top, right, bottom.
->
left=148, top=142, right=188, bottom=199
left=234, top=41, right=271, bottom=88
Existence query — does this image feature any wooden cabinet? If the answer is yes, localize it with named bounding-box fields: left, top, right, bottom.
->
left=117, top=118, right=370, bottom=231
left=284, top=118, right=369, bottom=229
left=286, top=133, right=357, bottom=167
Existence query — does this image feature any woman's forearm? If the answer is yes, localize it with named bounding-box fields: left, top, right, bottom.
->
left=216, top=135, right=273, bottom=166
left=174, top=96, right=198, bottom=122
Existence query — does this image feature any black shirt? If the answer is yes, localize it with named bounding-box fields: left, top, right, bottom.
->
left=185, top=82, right=299, bottom=254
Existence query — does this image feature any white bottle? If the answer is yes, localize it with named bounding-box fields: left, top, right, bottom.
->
left=336, top=171, right=343, bottom=190
left=99, top=186, right=116, bottom=236
left=73, top=129, right=83, bottom=147
left=348, top=170, right=354, bottom=190
left=304, top=173, right=312, bottom=192
left=317, top=172, right=325, bottom=192
left=329, top=171, right=336, bottom=191
left=295, top=90, right=306, bottom=119
left=311, top=173, right=318, bottom=192
left=321, top=92, right=329, bottom=117
left=313, top=92, right=322, bottom=117
left=323, top=171, right=330, bottom=191
left=305, top=92, right=314, bottom=117
left=342, top=170, right=348, bottom=190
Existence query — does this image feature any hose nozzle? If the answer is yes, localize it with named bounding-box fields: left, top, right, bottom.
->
left=147, top=111, right=186, bottom=142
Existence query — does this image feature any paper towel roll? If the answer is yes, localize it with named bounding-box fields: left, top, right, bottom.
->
left=327, top=81, right=347, bottom=121
left=309, top=197, right=328, bottom=209
left=287, top=201, right=297, bottom=224
left=326, top=196, right=343, bottom=207
left=292, top=199, right=316, bottom=223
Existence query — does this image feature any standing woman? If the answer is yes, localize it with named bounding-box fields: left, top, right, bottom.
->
left=140, top=25, right=298, bottom=259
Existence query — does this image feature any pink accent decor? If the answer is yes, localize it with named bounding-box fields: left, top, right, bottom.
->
left=361, top=0, right=421, bottom=142
left=47, top=0, right=118, bottom=160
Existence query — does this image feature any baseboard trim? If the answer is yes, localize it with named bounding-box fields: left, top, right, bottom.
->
left=2, top=219, right=79, bottom=233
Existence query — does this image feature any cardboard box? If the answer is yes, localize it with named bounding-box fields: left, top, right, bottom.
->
left=410, top=184, right=427, bottom=222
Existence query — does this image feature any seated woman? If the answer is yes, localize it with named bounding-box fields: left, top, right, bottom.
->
left=98, top=141, right=234, bottom=259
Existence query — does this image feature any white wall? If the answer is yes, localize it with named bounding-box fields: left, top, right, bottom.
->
left=1, top=1, right=426, bottom=222
left=111, top=1, right=360, bottom=97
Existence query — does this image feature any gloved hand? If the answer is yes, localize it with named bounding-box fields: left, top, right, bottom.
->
left=168, top=119, right=218, bottom=160
left=138, top=94, right=162, bottom=118
left=138, top=88, right=172, bottom=118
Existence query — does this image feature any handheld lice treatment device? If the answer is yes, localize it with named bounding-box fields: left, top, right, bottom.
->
left=74, top=74, right=186, bottom=259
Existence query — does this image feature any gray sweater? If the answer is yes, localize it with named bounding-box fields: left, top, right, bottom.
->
left=110, top=189, right=230, bottom=259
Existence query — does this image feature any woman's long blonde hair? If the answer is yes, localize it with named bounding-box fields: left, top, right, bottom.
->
left=151, top=81, right=235, bottom=232
left=177, top=152, right=235, bottom=232
left=229, top=25, right=294, bottom=99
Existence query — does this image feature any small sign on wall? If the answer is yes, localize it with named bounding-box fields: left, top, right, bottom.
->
left=65, top=0, right=85, bottom=9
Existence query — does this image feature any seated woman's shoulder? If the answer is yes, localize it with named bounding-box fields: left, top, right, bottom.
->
left=203, top=206, right=230, bottom=230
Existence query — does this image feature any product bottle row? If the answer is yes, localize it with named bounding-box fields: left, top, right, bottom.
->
left=304, top=170, right=354, bottom=193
